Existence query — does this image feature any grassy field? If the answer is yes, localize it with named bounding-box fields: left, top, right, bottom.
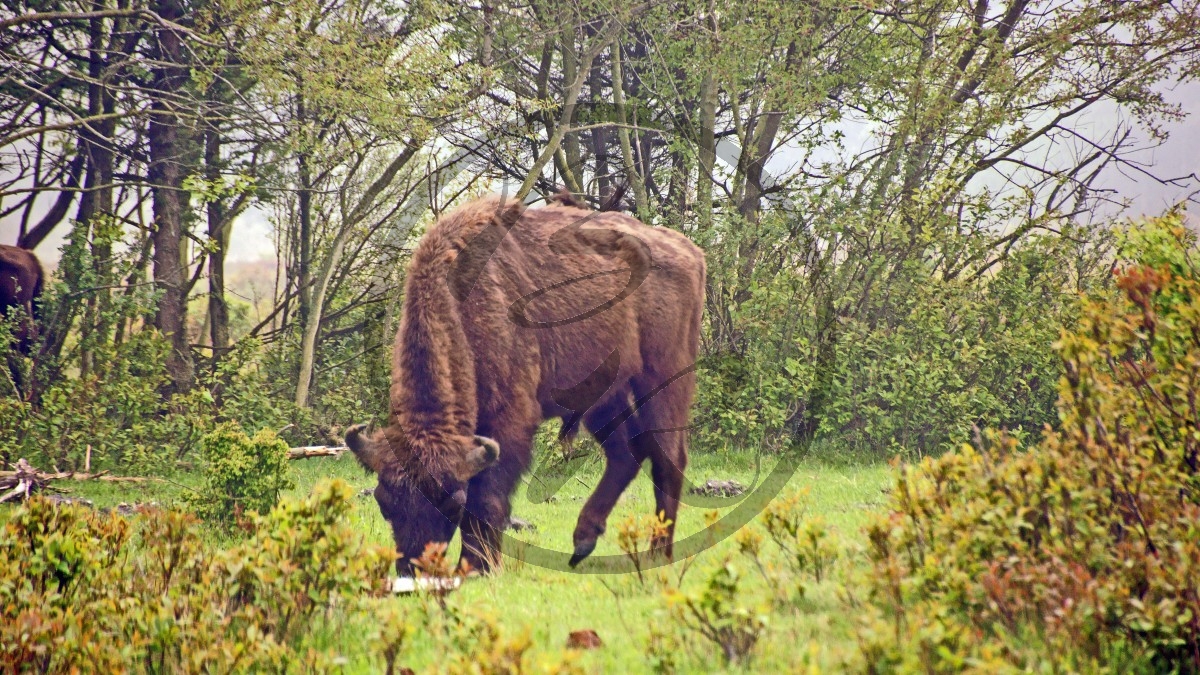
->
left=38, top=447, right=894, bottom=673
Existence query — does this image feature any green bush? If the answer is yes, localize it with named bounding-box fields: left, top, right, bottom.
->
left=0, top=480, right=394, bottom=673
left=188, top=422, right=295, bottom=525
left=759, top=490, right=839, bottom=584
left=854, top=212, right=1200, bottom=672
left=694, top=223, right=1100, bottom=459
left=207, top=337, right=297, bottom=436
left=820, top=236, right=1087, bottom=457
left=440, top=615, right=583, bottom=675
left=0, top=330, right=215, bottom=473
left=383, top=548, right=585, bottom=675
left=666, top=561, right=769, bottom=666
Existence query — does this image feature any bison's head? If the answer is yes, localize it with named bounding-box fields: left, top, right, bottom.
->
left=345, top=423, right=500, bottom=573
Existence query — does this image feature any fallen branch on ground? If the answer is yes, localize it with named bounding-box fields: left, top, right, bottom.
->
left=287, top=446, right=346, bottom=459
left=0, top=458, right=154, bottom=503
left=0, top=459, right=42, bottom=503
left=0, top=468, right=151, bottom=483
left=0, top=445, right=343, bottom=506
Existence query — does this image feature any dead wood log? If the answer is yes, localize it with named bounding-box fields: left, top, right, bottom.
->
left=287, top=445, right=346, bottom=459
left=0, top=459, right=153, bottom=503
left=0, top=458, right=49, bottom=502
left=0, top=469, right=151, bottom=483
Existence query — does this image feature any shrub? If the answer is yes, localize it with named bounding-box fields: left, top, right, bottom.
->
left=855, top=212, right=1200, bottom=672
left=409, top=542, right=475, bottom=611
left=694, top=350, right=810, bottom=455
left=206, top=337, right=296, bottom=435
left=0, top=330, right=214, bottom=473
left=695, top=226, right=1100, bottom=459
left=760, top=490, right=839, bottom=584
left=0, top=480, right=394, bottom=673
left=614, top=511, right=673, bottom=587
left=437, top=612, right=583, bottom=675
left=820, top=238, right=1084, bottom=458
left=645, top=625, right=682, bottom=675
left=386, top=583, right=583, bottom=675
left=188, top=422, right=295, bottom=525
left=666, top=561, right=768, bottom=666
left=372, top=604, right=415, bottom=675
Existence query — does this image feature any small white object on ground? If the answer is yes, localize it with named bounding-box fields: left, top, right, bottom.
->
left=390, top=576, right=463, bottom=594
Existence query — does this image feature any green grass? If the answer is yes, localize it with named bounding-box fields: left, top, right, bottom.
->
left=26, top=446, right=893, bottom=673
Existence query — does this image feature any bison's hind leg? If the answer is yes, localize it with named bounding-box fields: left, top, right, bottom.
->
left=629, top=373, right=693, bottom=560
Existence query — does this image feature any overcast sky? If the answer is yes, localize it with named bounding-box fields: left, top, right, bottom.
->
left=1093, top=80, right=1200, bottom=219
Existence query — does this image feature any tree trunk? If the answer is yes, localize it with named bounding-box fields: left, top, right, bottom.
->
left=294, top=143, right=421, bottom=408
left=627, top=34, right=659, bottom=213
left=611, top=41, right=650, bottom=221
left=696, top=70, right=718, bottom=232
left=297, top=147, right=314, bottom=333
left=588, top=53, right=611, bottom=204
left=555, top=37, right=584, bottom=194
left=737, top=113, right=785, bottom=224
left=205, top=114, right=230, bottom=380
left=77, top=4, right=119, bottom=379
left=148, top=0, right=194, bottom=394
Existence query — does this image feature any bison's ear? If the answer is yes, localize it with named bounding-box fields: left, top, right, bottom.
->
left=451, top=435, right=500, bottom=481
left=345, top=424, right=389, bottom=474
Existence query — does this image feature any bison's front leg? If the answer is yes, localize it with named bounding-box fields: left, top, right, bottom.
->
left=458, top=431, right=529, bottom=574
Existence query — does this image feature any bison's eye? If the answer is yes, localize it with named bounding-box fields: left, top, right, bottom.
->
left=373, top=484, right=403, bottom=519
left=437, top=480, right=468, bottom=511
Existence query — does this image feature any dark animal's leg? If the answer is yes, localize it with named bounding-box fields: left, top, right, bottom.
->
left=1, top=300, right=30, bottom=396
left=570, top=403, right=645, bottom=566
left=646, top=435, right=686, bottom=558
left=5, top=353, right=24, bottom=394
left=459, top=425, right=533, bottom=574
left=631, top=372, right=694, bottom=559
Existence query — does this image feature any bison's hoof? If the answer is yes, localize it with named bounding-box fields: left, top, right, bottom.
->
left=568, top=540, right=596, bottom=567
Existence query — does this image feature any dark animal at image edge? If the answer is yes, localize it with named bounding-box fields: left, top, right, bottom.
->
left=345, top=193, right=705, bottom=573
left=0, top=244, right=44, bottom=389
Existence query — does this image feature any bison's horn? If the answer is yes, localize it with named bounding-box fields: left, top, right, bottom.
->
left=474, top=435, right=500, bottom=463
left=345, top=423, right=384, bottom=474
left=454, top=435, right=501, bottom=480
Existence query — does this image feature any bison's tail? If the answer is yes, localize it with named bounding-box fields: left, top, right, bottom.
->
left=548, top=188, right=586, bottom=209
left=599, top=183, right=628, bottom=212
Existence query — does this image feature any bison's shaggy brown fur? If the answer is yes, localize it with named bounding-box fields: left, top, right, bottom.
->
left=347, top=193, right=704, bottom=572
left=1, top=244, right=42, bottom=347
left=0, top=244, right=43, bottom=393
left=0, top=245, right=43, bottom=333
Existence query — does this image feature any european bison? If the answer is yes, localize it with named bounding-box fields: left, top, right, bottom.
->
left=0, top=244, right=43, bottom=354
left=347, top=194, right=705, bottom=573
